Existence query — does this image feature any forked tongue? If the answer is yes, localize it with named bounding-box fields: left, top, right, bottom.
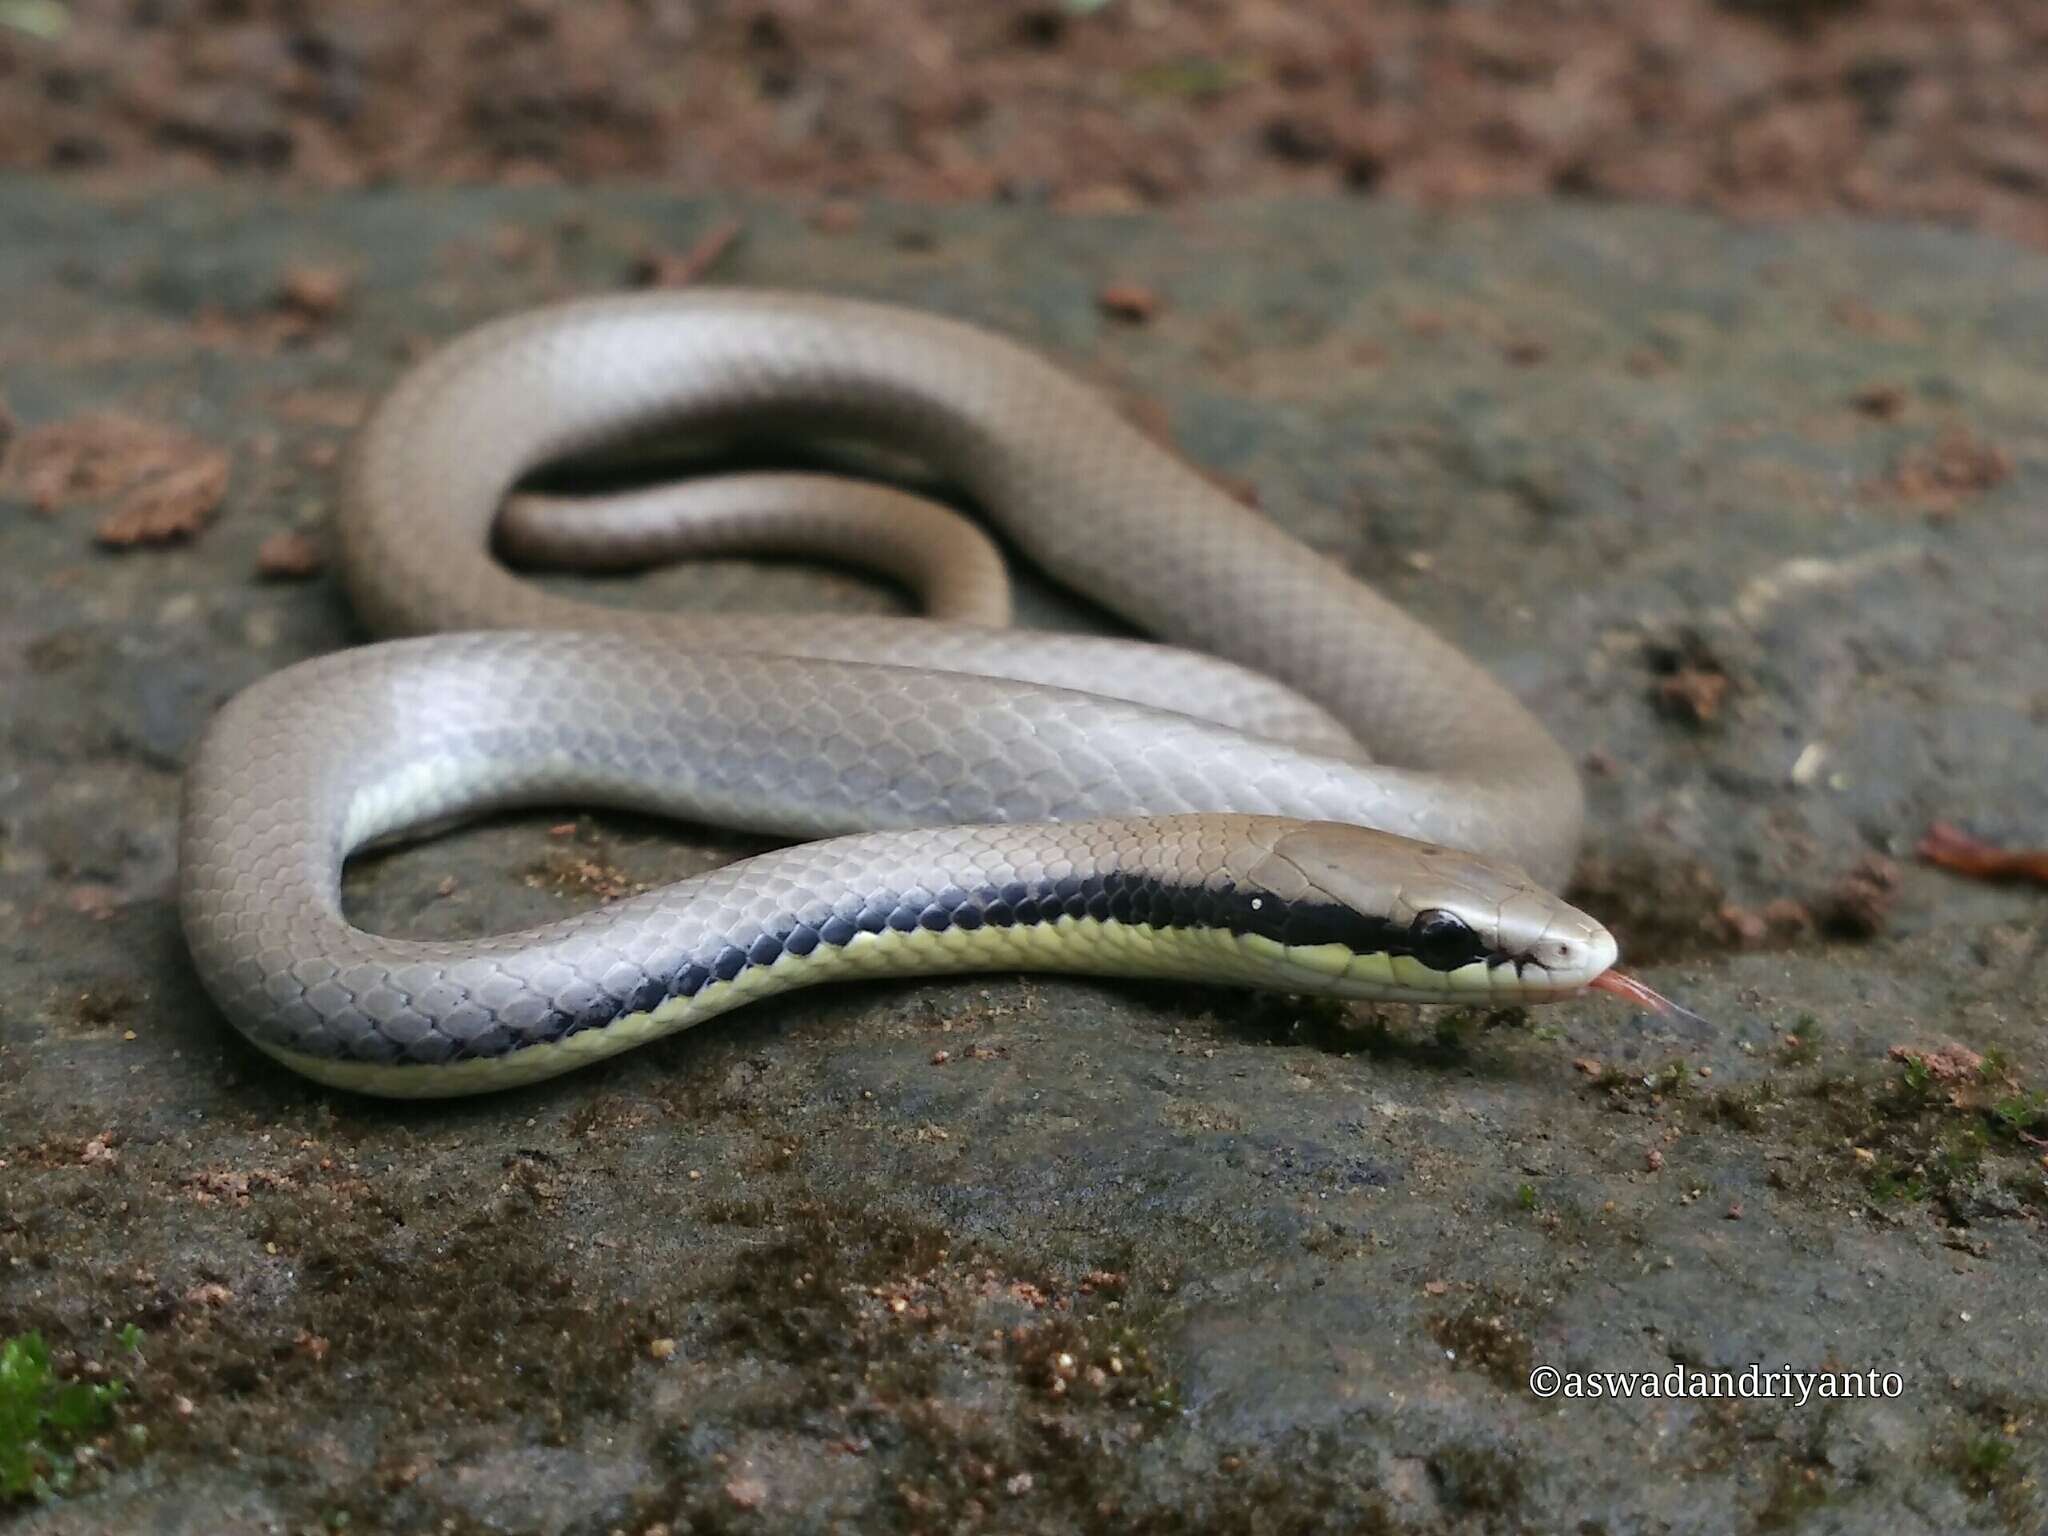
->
left=1590, top=970, right=1715, bottom=1029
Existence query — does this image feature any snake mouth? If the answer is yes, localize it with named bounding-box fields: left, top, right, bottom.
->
left=1252, top=940, right=1608, bottom=1004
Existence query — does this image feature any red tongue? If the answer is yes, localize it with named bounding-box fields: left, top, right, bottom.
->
left=1589, top=970, right=1669, bottom=1010
left=1590, top=969, right=1714, bottom=1028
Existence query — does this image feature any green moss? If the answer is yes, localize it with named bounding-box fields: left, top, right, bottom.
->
left=1989, top=1090, right=2048, bottom=1143
left=1754, top=1460, right=1831, bottom=1530
left=244, top=1187, right=651, bottom=1441
left=1757, top=1050, right=2048, bottom=1223
left=0, top=1328, right=137, bottom=1502
left=1952, top=1433, right=2016, bottom=1495
left=703, top=1198, right=954, bottom=1413
left=1707, top=1076, right=1782, bottom=1132
left=1897, top=1055, right=1934, bottom=1101
left=1589, top=1058, right=1691, bottom=1111
left=1005, top=1312, right=1182, bottom=1417
left=1123, top=54, right=1253, bottom=102
left=1427, top=1301, right=1535, bottom=1392
left=635, top=1196, right=1203, bottom=1531
left=1779, top=1015, right=1824, bottom=1066
left=1928, top=1386, right=2046, bottom=1528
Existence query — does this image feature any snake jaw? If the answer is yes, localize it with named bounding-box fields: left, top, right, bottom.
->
left=1470, top=920, right=1618, bottom=1003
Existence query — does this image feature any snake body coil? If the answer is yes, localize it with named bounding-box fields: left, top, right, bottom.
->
left=179, top=291, right=1611, bottom=1096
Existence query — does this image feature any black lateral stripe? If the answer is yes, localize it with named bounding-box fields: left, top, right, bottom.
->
left=492, top=871, right=1458, bottom=1058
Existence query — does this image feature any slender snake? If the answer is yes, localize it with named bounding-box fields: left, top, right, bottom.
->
left=178, top=290, right=1630, bottom=1097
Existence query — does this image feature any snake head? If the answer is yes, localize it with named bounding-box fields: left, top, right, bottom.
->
left=1234, top=821, right=1619, bottom=1004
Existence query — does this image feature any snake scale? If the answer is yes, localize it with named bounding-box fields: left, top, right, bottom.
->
left=178, top=290, right=1628, bottom=1096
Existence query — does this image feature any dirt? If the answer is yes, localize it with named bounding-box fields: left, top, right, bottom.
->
left=3, top=177, right=2047, bottom=1531
left=4, top=1, right=2048, bottom=249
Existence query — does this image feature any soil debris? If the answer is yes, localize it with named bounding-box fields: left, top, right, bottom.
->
left=11, top=2, right=2048, bottom=254
left=1653, top=666, right=1729, bottom=724
left=1097, top=282, right=1161, bottom=323
left=254, top=530, right=326, bottom=580
left=1850, top=382, right=1907, bottom=420
left=1918, top=822, right=2048, bottom=888
left=1887, top=425, right=2011, bottom=515
left=1713, top=899, right=1816, bottom=949
left=92, top=447, right=230, bottom=548
left=1644, top=633, right=1732, bottom=725
left=4, top=413, right=214, bottom=516
left=1818, top=856, right=1903, bottom=939
left=1886, top=1041, right=1985, bottom=1086
left=810, top=200, right=863, bottom=235
left=630, top=218, right=745, bottom=288
left=275, top=263, right=352, bottom=324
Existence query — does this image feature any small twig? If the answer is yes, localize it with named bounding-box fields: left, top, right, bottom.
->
left=1917, top=822, right=2048, bottom=888
left=632, top=218, right=746, bottom=288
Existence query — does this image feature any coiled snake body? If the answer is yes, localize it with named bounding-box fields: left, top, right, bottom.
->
left=178, top=290, right=1617, bottom=1097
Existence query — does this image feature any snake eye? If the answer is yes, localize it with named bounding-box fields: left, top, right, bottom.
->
left=1410, top=908, right=1480, bottom=972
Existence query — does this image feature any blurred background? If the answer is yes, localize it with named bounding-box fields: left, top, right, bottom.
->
left=3, top=0, right=2046, bottom=248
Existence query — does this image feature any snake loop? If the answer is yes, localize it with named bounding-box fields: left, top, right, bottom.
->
left=178, top=291, right=1607, bottom=1096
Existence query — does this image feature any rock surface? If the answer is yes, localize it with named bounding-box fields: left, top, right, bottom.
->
left=2, top=182, right=2045, bottom=1533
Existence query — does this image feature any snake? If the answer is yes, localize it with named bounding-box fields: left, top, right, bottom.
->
left=177, top=289, right=1649, bottom=1099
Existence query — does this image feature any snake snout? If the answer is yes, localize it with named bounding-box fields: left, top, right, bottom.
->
left=1491, top=906, right=1619, bottom=1000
